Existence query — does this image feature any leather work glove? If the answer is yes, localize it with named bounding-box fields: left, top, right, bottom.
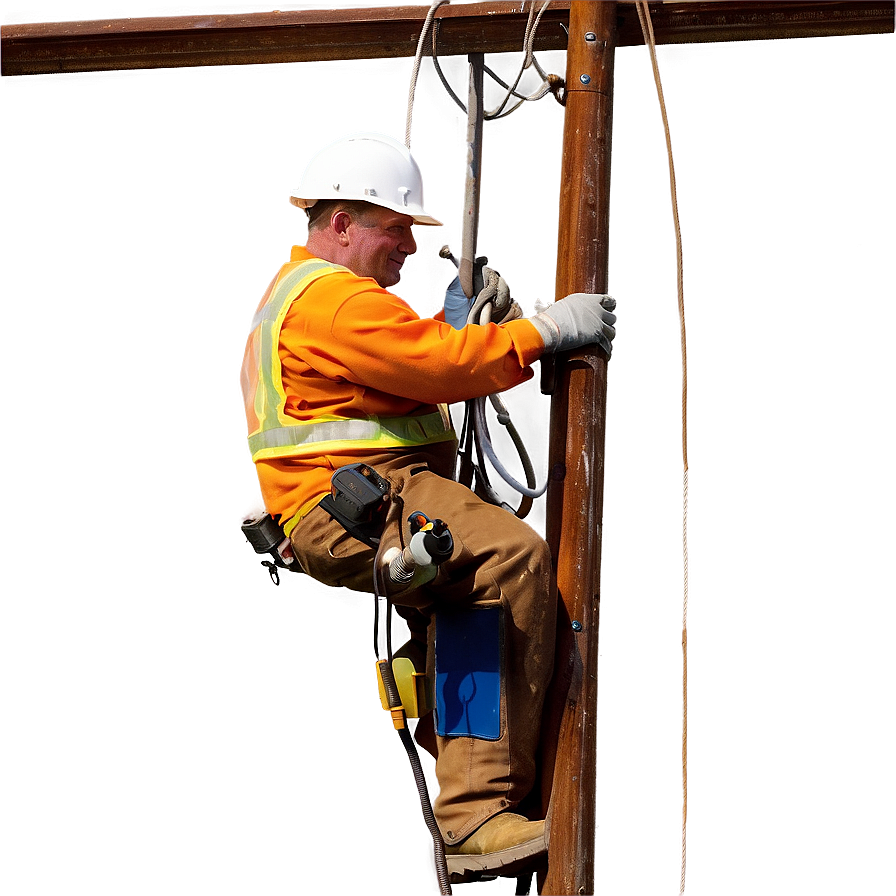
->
left=472, top=257, right=522, bottom=324
left=444, top=262, right=522, bottom=328
left=530, top=293, right=617, bottom=356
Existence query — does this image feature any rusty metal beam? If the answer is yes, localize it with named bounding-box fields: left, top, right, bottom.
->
left=0, top=3, right=563, bottom=75
left=2, top=2, right=892, bottom=76
left=637, top=0, right=893, bottom=44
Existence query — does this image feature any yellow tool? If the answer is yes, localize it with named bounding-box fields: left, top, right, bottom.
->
left=376, top=657, right=432, bottom=721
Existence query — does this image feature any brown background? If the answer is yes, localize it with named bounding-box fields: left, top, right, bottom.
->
left=0, top=3, right=896, bottom=896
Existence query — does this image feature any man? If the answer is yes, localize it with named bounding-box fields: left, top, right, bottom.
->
left=241, top=134, right=616, bottom=875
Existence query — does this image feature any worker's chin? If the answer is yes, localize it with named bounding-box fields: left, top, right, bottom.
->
left=379, top=270, right=401, bottom=288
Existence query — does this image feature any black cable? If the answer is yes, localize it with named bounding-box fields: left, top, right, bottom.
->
left=430, top=19, right=544, bottom=120
left=378, top=660, right=452, bottom=895
left=370, top=497, right=451, bottom=893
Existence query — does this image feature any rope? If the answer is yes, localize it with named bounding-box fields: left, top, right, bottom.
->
left=523, top=0, right=551, bottom=69
left=405, top=0, right=449, bottom=149
left=486, top=0, right=554, bottom=119
left=636, top=0, right=688, bottom=470
left=429, top=0, right=562, bottom=120
left=635, top=3, right=689, bottom=893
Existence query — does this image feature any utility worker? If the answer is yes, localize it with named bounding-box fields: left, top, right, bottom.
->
left=241, top=133, right=616, bottom=877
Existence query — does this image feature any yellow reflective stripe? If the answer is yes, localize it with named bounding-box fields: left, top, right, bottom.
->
left=249, top=411, right=455, bottom=461
left=250, top=417, right=380, bottom=456
left=252, top=260, right=342, bottom=437
left=245, top=256, right=457, bottom=464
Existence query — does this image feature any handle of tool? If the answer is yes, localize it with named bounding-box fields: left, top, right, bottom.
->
left=460, top=53, right=485, bottom=299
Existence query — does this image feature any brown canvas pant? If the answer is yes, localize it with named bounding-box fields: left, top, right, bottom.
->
left=289, top=450, right=556, bottom=844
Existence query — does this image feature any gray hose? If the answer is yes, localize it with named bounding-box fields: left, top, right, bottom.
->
left=473, top=397, right=547, bottom=499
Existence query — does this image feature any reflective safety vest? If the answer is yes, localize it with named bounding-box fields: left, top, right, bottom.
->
left=242, top=257, right=456, bottom=463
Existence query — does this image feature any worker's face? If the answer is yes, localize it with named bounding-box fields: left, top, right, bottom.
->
left=340, top=206, right=417, bottom=288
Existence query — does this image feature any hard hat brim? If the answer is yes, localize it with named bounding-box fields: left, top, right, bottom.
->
left=290, top=194, right=442, bottom=227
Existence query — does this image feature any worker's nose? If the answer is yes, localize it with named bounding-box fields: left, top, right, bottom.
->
left=401, top=229, right=417, bottom=256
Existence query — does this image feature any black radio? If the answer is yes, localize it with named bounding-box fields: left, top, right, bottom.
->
left=319, top=462, right=391, bottom=548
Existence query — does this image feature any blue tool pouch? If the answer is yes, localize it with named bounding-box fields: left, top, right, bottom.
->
left=434, top=604, right=504, bottom=741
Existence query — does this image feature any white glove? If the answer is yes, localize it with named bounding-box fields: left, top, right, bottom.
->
left=530, top=293, right=617, bottom=355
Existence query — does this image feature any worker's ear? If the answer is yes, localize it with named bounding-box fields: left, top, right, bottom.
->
left=332, top=210, right=352, bottom=244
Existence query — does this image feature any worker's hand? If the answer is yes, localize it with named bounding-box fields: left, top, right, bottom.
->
left=444, top=260, right=521, bottom=327
left=530, top=293, right=617, bottom=356
left=472, top=258, right=521, bottom=324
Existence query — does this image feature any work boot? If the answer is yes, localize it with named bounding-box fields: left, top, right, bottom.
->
left=445, top=812, right=547, bottom=882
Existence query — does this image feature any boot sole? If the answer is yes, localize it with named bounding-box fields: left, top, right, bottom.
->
left=446, top=832, right=548, bottom=883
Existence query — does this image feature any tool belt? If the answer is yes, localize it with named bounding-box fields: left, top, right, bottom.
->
left=242, top=462, right=390, bottom=583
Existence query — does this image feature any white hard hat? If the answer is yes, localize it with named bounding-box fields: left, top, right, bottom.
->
left=290, top=133, right=442, bottom=226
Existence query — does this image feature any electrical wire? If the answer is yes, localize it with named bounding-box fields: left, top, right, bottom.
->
left=371, top=502, right=452, bottom=894
left=453, top=285, right=547, bottom=515
left=473, top=397, right=547, bottom=500
left=404, top=2, right=557, bottom=516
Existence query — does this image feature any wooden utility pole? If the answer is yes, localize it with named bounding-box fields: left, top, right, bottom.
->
left=539, top=3, right=616, bottom=893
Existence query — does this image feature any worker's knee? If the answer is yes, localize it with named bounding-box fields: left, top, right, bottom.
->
left=497, top=519, right=552, bottom=591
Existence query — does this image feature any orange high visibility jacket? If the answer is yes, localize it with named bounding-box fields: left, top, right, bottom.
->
left=241, top=246, right=545, bottom=533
